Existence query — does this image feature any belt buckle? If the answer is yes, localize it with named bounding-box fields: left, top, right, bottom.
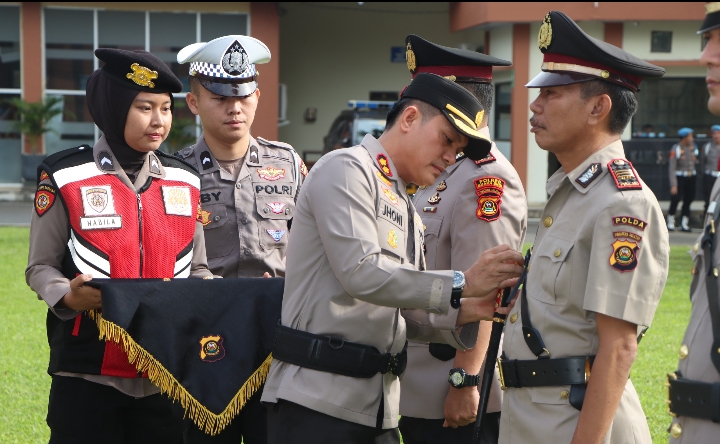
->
left=666, top=372, right=678, bottom=417
left=385, top=353, right=405, bottom=376
left=497, top=357, right=506, bottom=390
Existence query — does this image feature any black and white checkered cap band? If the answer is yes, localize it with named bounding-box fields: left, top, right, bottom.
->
left=190, top=61, right=257, bottom=79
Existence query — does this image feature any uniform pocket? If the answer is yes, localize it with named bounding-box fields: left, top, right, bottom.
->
left=202, top=204, right=234, bottom=259
left=259, top=219, right=289, bottom=251
left=529, top=236, right=574, bottom=306
left=377, top=218, right=405, bottom=262
left=529, top=386, right=571, bottom=405
left=255, top=195, right=294, bottom=221
left=422, top=216, right=443, bottom=269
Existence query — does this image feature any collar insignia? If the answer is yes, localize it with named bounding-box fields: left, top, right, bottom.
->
left=150, top=157, right=161, bottom=174
left=249, top=146, right=259, bottom=164
left=538, top=13, right=553, bottom=50
left=377, top=154, right=393, bottom=177
left=199, top=335, right=225, bottom=362
left=98, top=150, right=114, bottom=170
left=200, top=151, right=214, bottom=170
left=258, top=167, right=286, bottom=181
left=575, top=163, right=602, bottom=188
left=436, top=180, right=447, bottom=192
left=126, top=63, right=158, bottom=88
left=608, top=159, right=642, bottom=190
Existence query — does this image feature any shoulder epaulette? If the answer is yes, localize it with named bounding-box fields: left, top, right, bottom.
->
left=156, top=150, right=200, bottom=175
left=42, top=145, right=93, bottom=168
left=257, top=137, right=295, bottom=152
left=607, top=158, right=642, bottom=191
left=474, top=152, right=496, bottom=166
left=175, top=146, right=194, bottom=159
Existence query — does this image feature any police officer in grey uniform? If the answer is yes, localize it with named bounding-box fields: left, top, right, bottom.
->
left=261, top=73, right=525, bottom=444
left=498, top=12, right=669, bottom=444
left=666, top=5, right=720, bottom=441
left=668, top=127, right=699, bottom=232
left=175, top=35, right=305, bottom=443
left=701, top=124, right=720, bottom=212
left=398, top=35, right=527, bottom=444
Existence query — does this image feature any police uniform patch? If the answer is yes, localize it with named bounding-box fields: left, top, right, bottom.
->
left=200, top=151, right=214, bottom=170
left=382, top=188, right=399, bottom=205
left=388, top=230, right=398, bottom=249
left=39, top=170, right=49, bottom=182
left=423, top=206, right=438, bottom=213
left=34, top=184, right=56, bottom=217
left=81, top=186, right=116, bottom=215
left=257, top=166, right=286, bottom=181
left=197, top=207, right=212, bottom=226
left=375, top=171, right=392, bottom=187
left=575, top=163, right=602, bottom=188
left=199, top=335, right=225, bottom=362
left=474, top=176, right=505, bottom=222
left=300, top=159, right=309, bottom=177
left=377, top=154, right=393, bottom=177
left=98, top=151, right=114, bottom=170
left=474, top=152, right=496, bottom=165
left=249, top=146, right=259, bottom=164
left=610, top=234, right=640, bottom=272
left=150, top=156, right=161, bottom=175
left=266, top=229, right=286, bottom=242
left=266, top=202, right=287, bottom=214
left=162, top=186, right=192, bottom=216
left=612, top=216, right=648, bottom=231
left=607, top=159, right=642, bottom=190
left=428, top=192, right=441, bottom=204
left=436, top=180, right=447, bottom=191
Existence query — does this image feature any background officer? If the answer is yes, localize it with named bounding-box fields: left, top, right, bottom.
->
left=499, top=11, right=669, bottom=444
left=175, top=35, right=305, bottom=443
left=701, top=124, right=720, bottom=212
left=261, top=73, right=525, bottom=444
left=668, top=127, right=698, bottom=231
left=666, top=5, right=720, bottom=442
left=25, top=49, right=212, bottom=443
left=399, top=35, right=527, bottom=444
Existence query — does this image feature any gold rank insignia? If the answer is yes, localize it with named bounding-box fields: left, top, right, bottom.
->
left=607, top=159, right=642, bottom=190
left=436, top=180, right=447, bottom=191
left=382, top=187, right=399, bottom=205
left=257, top=166, right=286, bottom=181
left=376, top=170, right=392, bottom=187
left=388, top=230, right=398, bottom=249
left=610, top=233, right=640, bottom=272
left=406, top=41, right=416, bottom=73
left=428, top=192, right=441, bottom=204
left=538, top=13, right=552, bottom=49
left=199, top=335, right=225, bottom=362
left=376, top=154, right=393, bottom=177
left=126, top=63, right=158, bottom=88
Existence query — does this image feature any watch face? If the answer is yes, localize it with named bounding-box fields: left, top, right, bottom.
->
left=450, top=372, right=464, bottom=386
left=453, top=271, right=465, bottom=288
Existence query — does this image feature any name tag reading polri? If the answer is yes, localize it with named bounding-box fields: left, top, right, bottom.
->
left=80, top=216, right=122, bottom=230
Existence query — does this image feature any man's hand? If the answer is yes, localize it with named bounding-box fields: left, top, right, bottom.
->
left=443, top=385, right=479, bottom=428
left=463, top=245, right=524, bottom=299
left=670, top=185, right=678, bottom=195
left=60, top=274, right=101, bottom=311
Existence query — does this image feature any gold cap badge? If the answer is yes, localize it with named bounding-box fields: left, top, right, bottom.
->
left=126, top=63, right=158, bottom=88
left=406, top=42, right=417, bottom=73
left=475, top=110, right=485, bottom=128
left=538, top=13, right=552, bottom=50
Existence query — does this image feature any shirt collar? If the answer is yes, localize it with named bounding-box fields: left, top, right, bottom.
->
left=361, top=134, right=399, bottom=184
left=564, top=139, right=625, bottom=194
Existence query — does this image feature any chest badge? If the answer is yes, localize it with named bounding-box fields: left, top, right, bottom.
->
left=428, top=193, right=441, bottom=204
left=82, top=186, right=116, bottom=215
left=266, top=202, right=287, bottom=214
left=575, top=163, right=602, bottom=188
left=162, top=186, right=192, bottom=217
left=436, top=180, right=447, bottom=191
left=382, top=188, right=399, bottom=205
left=388, top=230, right=398, bottom=249
left=266, top=229, right=286, bottom=242
left=474, top=176, right=505, bottom=222
left=199, top=335, right=225, bottom=362
left=197, top=207, right=212, bottom=226
left=257, top=166, right=286, bottom=181
left=377, top=154, right=393, bottom=177
left=423, top=206, right=437, bottom=213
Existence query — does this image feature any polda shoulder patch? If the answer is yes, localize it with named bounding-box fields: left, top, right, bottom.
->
left=607, top=159, right=642, bottom=190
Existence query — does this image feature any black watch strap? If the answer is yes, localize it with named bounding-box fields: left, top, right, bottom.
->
left=451, top=288, right=462, bottom=309
left=463, top=374, right=480, bottom=387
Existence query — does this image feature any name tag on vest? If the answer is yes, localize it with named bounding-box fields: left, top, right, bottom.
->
left=80, top=216, right=122, bottom=230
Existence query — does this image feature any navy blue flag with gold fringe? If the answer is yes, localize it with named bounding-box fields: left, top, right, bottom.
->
left=85, top=278, right=283, bottom=435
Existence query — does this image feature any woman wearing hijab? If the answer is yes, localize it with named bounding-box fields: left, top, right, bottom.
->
left=26, top=48, right=212, bottom=443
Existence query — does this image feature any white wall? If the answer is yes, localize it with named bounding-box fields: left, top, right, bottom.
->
left=277, top=2, right=485, bottom=155
left=623, top=21, right=703, bottom=60
left=489, top=25, right=512, bottom=62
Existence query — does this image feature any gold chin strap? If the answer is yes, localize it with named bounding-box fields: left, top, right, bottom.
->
left=541, top=61, right=609, bottom=79
left=707, top=2, right=720, bottom=14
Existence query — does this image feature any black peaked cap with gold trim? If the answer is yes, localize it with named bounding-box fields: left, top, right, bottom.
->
left=95, top=48, right=183, bottom=93
left=406, top=34, right=511, bottom=83
left=401, top=73, right=492, bottom=160
left=699, top=2, right=720, bottom=33
left=526, top=11, right=664, bottom=92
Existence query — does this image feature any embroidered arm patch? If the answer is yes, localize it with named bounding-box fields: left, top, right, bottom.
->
left=474, top=176, right=505, bottom=221
left=35, top=184, right=57, bottom=217
left=610, top=231, right=642, bottom=272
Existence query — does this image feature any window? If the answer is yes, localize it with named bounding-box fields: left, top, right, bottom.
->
left=43, top=7, right=249, bottom=154
left=0, top=5, right=21, bottom=182
left=494, top=83, right=511, bottom=141
left=651, top=31, right=672, bottom=53
left=632, top=77, right=714, bottom=138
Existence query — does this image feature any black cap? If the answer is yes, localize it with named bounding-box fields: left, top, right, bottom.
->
left=526, top=11, right=664, bottom=92
left=400, top=73, right=492, bottom=161
left=406, top=34, right=511, bottom=83
left=699, top=3, right=720, bottom=33
left=94, top=48, right=183, bottom=94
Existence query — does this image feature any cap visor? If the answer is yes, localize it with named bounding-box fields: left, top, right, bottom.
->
left=199, top=79, right=257, bottom=97
left=525, top=71, right=597, bottom=88
left=443, top=111, right=492, bottom=160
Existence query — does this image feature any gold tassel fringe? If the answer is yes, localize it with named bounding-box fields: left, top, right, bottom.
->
left=87, top=310, right=273, bottom=436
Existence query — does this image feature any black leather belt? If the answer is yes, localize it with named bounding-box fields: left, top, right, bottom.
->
left=667, top=372, right=720, bottom=422
left=272, top=324, right=407, bottom=379
left=497, top=356, right=594, bottom=389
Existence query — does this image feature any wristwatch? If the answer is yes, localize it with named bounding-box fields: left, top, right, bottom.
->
left=448, top=367, right=480, bottom=388
left=451, top=270, right=465, bottom=309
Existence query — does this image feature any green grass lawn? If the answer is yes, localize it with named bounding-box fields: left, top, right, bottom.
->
left=0, top=228, right=693, bottom=442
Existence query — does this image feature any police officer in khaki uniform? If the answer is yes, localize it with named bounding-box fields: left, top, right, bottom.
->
left=701, top=124, right=720, bottom=212
left=177, top=35, right=305, bottom=280
left=398, top=35, right=527, bottom=444
left=668, top=127, right=698, bottom=231
left=261, top=73, right=525, bottom=444
left=666, top=5, right=720, bottom=441
left=498, top=12, right=669, bottom=444
left=175, top=36, right=304, bottom=443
